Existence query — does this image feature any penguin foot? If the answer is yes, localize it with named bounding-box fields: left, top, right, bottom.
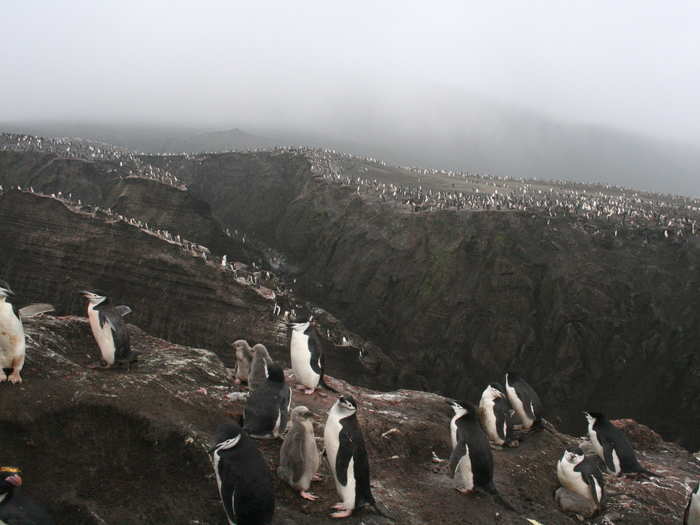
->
left=332, top=502, right=348, bottom=510
left=300, top=491, right=318, bottom=501
left=8, top=372, right=22, bottom=384
left=312, top=473, right=323, bottom=481
left=330, top=509, right=352, bottom=518
left=456, top=488, right=473, bottom=494
left=234, top=378, right=241, bottom=385
left=295, top=384, right=307, bottom=391
left=303, top=388, right=315, bottom=395
left=317, top=391, right=328, bottom=398
left=0, top=372, right=7, bottom=382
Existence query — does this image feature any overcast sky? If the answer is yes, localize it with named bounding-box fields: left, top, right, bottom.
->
left=2, top=0, right=699, bottom=147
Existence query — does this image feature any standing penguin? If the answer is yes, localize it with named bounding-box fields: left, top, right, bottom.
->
left=232, top=339, right=253, bottom=385
left=277, top=406, right=321, bottom=500
left=290, top=319, right=337, bottom=395
left=210, top=423, right=275, bottom=525
left=685, top=482, right=700, bottom=525
left=447, top=400, right=514, bottom=510
left=248, top=344, right=273, bottom=392
left=556, top=447, right=604, bottom=509
left=504, top=372, right=543, bottom=430
left=584, top=412, right=660, bottom=476
left=0, top=466, right=55, bottom=524
left=243, top=364, right=291, bottom=439
left=0, top=280, right=25, bottom=384
left=324, top=395, right=384, bottom=519
left=81, top=291, right=138, bottom=369
left=479, top=383, right=517, bottom=448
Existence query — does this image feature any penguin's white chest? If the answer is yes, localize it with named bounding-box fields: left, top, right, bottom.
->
left=0, top=302, right=25, bottom=367
left=450, top=415, right=458, bottom=450
left=87, top=306, right=116, bottom=365
left=324, top=414, right=356, bottom=508
left=506, top=383, right=533, bottom=429
left=455, top=444, right=474, bottom=491
left=290, top=329, right=320, bottom=389
left=688, top=492, right=700, bottom=525
left=557, top=460, right=592, bottom=501
left=479, top=397, right=502, bottom=444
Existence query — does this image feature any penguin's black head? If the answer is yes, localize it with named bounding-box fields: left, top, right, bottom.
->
left=585, top=411, right=605, bottom=422
left=0, top=280, right=14, bottom=297
left=447, top=400, right=474, bottom=417
left=211, top=423, right=243, bottom=453
left=337, top=395, right=358, bottom=413
left=266, top=364, right=285, bottom=383
left=0, top=467, right=22, bottom=497
left=80, top=290, right=108, bottom=305
left=561, top=448, right=585, bottom=464
left=505, top=371, right=523, bottom=384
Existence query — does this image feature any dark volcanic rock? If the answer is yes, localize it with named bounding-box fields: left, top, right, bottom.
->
left=2, top=315, right=698, bottom=525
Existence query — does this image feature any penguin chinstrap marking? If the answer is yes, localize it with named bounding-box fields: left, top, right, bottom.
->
left=243, top=364, right=291, bottom=439
left=685, top=481, right=700, bottom=525
left=0, top=467, right=55, bottom=524
left=584, top=412, right=661, bottom=477
left=210, top=424, right=275, bottom=525
left=232, top=339, right=253, bottom=386
left=323, top=396, right=392, bottom=520
left=504, top=372, right=543, bottom=431
left=479, top=383, right=518, bottom=449
left=447, top=400, right=515, bottom=511
left=248, top=344, right=273, bottom=392
left=556, top=447, right=604, bottom=510
left=81, top=291, right=138, bottom=370
left=290, top=319, right=337, bottom=395
left=277, top=406, right=322, bottom=501
left=0, top=280, right=25, bottom=384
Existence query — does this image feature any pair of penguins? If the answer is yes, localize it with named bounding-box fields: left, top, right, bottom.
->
left=212, top=320, right=388, bottom=524
left=0, top=281, right=137, bottom=385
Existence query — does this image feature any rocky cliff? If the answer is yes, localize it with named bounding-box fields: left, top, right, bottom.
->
left=2, top=315, right=699, bottom=524
left=2, top=146, right=699, bottom=451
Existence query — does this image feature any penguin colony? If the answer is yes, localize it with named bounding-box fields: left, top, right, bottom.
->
left=2, top=279, right=698, bottom=524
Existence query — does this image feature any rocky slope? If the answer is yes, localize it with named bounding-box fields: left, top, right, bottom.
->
left=1, top=315, right=698, bottom=525
left=2, top=146, right=700, bottom=450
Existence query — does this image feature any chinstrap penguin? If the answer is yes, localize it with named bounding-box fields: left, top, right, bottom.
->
left=685, top=481, right=700, bottom=525
left=81, top=291, right=138, bottom=369
left=248, top=343, right=273, bottom=392
left=447, top=400, right=515, bottom=511
left=584, top=412, right=661, bottom=477
left=0, top=280, right=25, bottom=384
left=323, top=395, right=391, bottom=519
left=277, top=406, right=322, bottom=500
left=210, top=424, right=275, bottom=525
left=504, top=372, right=543, bottom=431
left=243, top=364, right=291, bottom=439
left=556, top=447, right=604, bottom=509
left=289, top=318, right=338, bottom=395
left=232, top=339, right=253, bottom=386
left=0, top=466, right=55, bottom=524
left=479, top=383, right=518, bottom=448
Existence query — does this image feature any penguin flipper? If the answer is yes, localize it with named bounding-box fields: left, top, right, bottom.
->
left=582, top=472, right=601, bottom=507
left=114, top=305, right=132, bottom=317
left=447, top=440, right=467, bottom=478
left=336, top=428, right=354, bottom=486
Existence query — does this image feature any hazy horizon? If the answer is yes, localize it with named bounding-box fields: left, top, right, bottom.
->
left=2, top=1, right=700, bottom=195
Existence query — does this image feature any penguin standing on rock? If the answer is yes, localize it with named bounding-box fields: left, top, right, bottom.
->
left=243, top=364, right=291, bottom=439
left=231, top=339, right=253, bottom=385
left=556, top=447, right=604, bottom=509
left=80, top=291, right=138, bottom=369
left=324, top=396, right=390, bottom=519
left=290, top=319, right=337, bottom=395
left=0, top=280, right=25, bottom=384
left=685, top=481, right=700, bottom=525
left=479, top=383, right=518, bottom=448
left=248, top=344, right=273, bottom=392
left=584, top=412, right=661, bottom=477
left=210, top=423, right=275, bottom=525
left=447, top=400, right=514, bottom=511
left=277, top=406, right=322, bottom=500
left=0, top=466, right=55, bottom=524
left=504, top=372, right=543, bottom=430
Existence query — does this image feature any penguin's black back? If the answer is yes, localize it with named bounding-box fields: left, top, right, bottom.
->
left=244, top=377, right=289, bottom=436
left=94, top=302, right=131, bottom=360
left=595, top=418, right=646, bottom=473
left=217, top=433, right=274, bottom=525
left=457, top=413, right=494, bottom=488
left=338, top=414, right=374, bottom=508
